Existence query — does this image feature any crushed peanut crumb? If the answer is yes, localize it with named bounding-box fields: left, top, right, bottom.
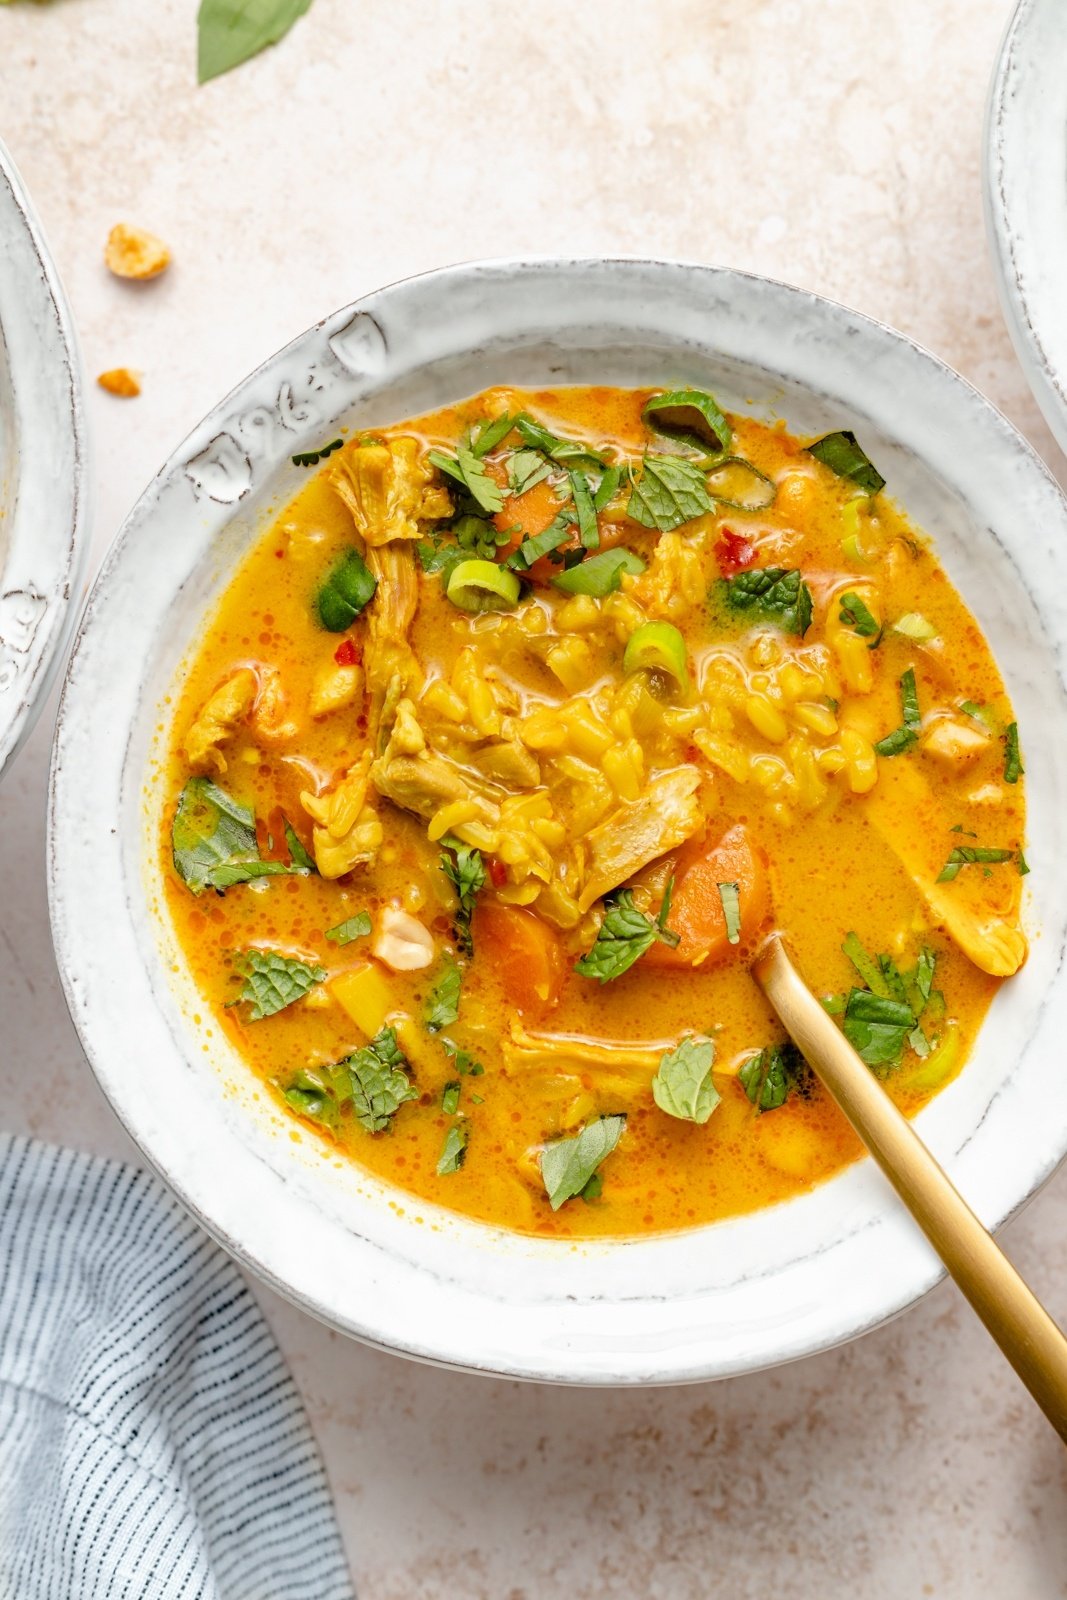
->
left=104, top=223, right=171, bottom=281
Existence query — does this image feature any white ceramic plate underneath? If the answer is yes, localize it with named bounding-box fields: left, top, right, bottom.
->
left=48, top=259, right=1067, bottom=1384
left=0, top=137, right=88, bottom=780
left=985, top=0, right=1067, bottom=460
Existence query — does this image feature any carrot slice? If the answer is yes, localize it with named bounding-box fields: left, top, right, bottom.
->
left=642, top=824, right=770, bottom=968
left=474, top=902, right=563, bottom=1013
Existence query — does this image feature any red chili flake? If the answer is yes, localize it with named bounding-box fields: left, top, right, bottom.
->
left=274, top=548, right=285, bottom=559
left=489, top=858, right=507, bottom=888
left=717, top=527, right=756, bottom=575
left=685, top=743, right=702, bottom=764
left=334, top=637, right=362, bottom=666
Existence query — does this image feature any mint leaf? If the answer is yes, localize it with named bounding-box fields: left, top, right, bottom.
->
left=574, top=889, right=680, bottom=983
left=642, top=388, right=731, bottom=452
left=172, top=777, right=305, bottom=894
left=807, top=430, right=885, bottom=494
left=651, top=1037, right=720, bottom=1124
left=721, top=567, right=813, bottom=636
left=440, top=838, right=486, bottom=956
left=540, top=1115, right=626, bottom=1210
left=428, top=446, right=504, bottom=515
left=842, top=989, right=915, bottom=1069
left=627, top=454, right=713, bottom=532
left=512, top=414, right=606, bottom=468
left=198, top=0, right=313, bottom=84
left=425, top=955, right=462, bottom=1033
left=441, top=1037, right=484, bottom=1077
left=325, top=912, right=371, bottom=946
left=838, top=590, right=880, bottom=640
left=346, top=1027, right=417, bottom=1133
left=739, top=1042, right=804, bottom=1112
left=436, top=1122, right=468, bottom=1175
left=441, top=1081, right=461, bottom=1115
left=235, top=949, right=326, bottom=1020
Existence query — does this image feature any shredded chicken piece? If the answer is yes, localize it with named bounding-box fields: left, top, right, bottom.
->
left=183, top=668, right=256, bottom=775
left=329, top=437, right=451, bottom=547
left=301, top=750, right=383, bottom=878
left=577, top=766, right=703, bottom=913
left=362, top=542, right=423, bottom=746
left=502, top=1022, right=682, bottom=1102
left=921, top=716, right=990, bottom=766
left=372, top=749, right=502, bottom=851
left=309, top=659, right=362, bottom=718
left=250, top=666, right=298, bottom=742
left=864, top=760, right=1026, bottom=977
left=469, top=739, right=541, bottom=788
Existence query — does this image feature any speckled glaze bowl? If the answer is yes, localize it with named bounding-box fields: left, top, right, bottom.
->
left=0, top=138, right=88, bottom=780
left=985, top=0, right=1067, bottom=459
left=48, top=259, right=1067, bottom=1383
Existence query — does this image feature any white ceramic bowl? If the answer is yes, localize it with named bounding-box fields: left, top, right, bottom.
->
left=48, top=259, right=1067, bottom=1384
left=985, top=0, right=1067, bottom=459
left=0, top=138, right=88, bottom=779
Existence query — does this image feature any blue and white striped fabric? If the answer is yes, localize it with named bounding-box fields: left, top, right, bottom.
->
left=0, top=1134, right=355, bottom=1599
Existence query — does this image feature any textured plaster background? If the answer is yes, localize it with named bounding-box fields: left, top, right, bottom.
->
left=3, top=1, right=1067, bottom=1595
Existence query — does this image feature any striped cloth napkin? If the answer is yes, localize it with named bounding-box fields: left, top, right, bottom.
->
left=0, top=1134, right=355, bottom=1599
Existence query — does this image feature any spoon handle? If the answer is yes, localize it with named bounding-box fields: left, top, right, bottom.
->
left=753, top=936, right=1067, bottom=1443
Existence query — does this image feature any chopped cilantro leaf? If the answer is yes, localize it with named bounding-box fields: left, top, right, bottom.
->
left=440, top=838, right=486, bottom=956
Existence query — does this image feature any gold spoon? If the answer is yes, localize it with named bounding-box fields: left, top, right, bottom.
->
left=753, top=935, right=1067, bottom=1443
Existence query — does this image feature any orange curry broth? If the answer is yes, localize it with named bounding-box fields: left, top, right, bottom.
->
left=159, top=385, right=1024, bottom=1239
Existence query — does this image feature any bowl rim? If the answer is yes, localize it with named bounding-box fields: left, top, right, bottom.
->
left=47, top=254, right=1067, bottom=1384
left=0, top=136, right=89, bottom=780
left=984, top=0, right=1067, bottom=460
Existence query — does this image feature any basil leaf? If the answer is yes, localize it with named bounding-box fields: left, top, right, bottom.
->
left=428, top=445, right=504, bottom=515
left=471, top=413, right=517, bottom=458
left=425, top=955, right=462, bottom=1033
left=627, top=454, right=713, bottom=532
left=739, top=1042, right=804, bottom=1112
left=841, top=931, right=891, bottom=997
left=198, top=0, right=313, bottom=84
left=593, top=464, right=622, bottom=510
left=292, top=437, right=342, bottom=467
left=937, top=845, right=1014, bottom=883
left=346, top=1027, right=418, bottom=1133
left=807, top=430, right=885, bottom=494
left=504, top=510, right=575, bottom=570
left=1003, top=721, right=1023, bottom=784
left=316, top=547, right=377, bottom=631
left=325, top=912, right=371, bottom=945
left=283, top=818, right=316, bottom=872
left=873, top=725, right=916, bottom=757
left=642, top=388, right=731, bottom=451
left=282, top=1064, right=349, bottom=1129
left=838, top=590, right=880, bottom=640
left=651, top=1037, right=720, bottom=1124
left=550, top=548, right=645, bottom=597
left=507, top=450, right=553, bottom=496
left=874, top=669, right=921, bottom=756
left=714, top=881, right=741, bottom=945
left=721, top=568, right=813, bottom=636
left=574, top=889, right=679, bottom=983
left=440, top=838, right=486, bottom=956
left=570, top=469, right=599, bottom=549
left=172, top=777, right=303, bottom=894
left=436, top=1122, right=469, bottom=1175
left=512, top=414, right=606, bottom=468
left=540, top=1115, right=626, bottom=1210
left=842, top=989, right=915, bottom=1068
left=235, top=949, right=326, bottom=1020
left=441, top=1037, right=484, bottom=1077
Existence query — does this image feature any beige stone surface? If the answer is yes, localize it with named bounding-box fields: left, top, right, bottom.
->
left=3, top=0, right=1067, bottom=1594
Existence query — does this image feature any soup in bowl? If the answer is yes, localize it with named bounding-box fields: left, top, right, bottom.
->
left=49, top=260, right=1067, bottom=1382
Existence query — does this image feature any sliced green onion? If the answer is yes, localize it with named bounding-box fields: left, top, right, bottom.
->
left=622, top=621, right=689, bottom=692
left=717, top=881, right=741, bottom=944
left=642, top=388, right=731, bottom=451
left=892, top=612, right=938, bottom=641
left=551, top=548, right=645, bottom=597
left=445, top=558, right=521, bottom=612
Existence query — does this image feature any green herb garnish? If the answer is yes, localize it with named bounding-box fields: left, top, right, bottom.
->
left=436, top=1122, right=469, bottom=1175
left=642, top=388, right=731, bottom=451
left=425, top=955, right=462, bottom=1033
left=739, top=1042, right=805, bottom=1112
left=551, top=547, right=645, bottom=597
left=417, top=514, right=510, bottom=580
left=440, top=838, right=486, bottom=956
left=172, top=777, right=309, bottom=894
left=937, top=845, right=1015, bottom=883
left=807, top=430, right=885, bottom=494
left=512, top=414, right=606, bottom=468
left=874, top=668, right=921, bottom=756
left=234, top=949, right=326, bottom=1020
left=506, top=450, right=553, bottom=496
left=292, top=437, right=342, bottom=467
left=574, top=889, right=680, bottom=983
left=570, top=469, right=599, bottom=549
left=441, top=1038, right=484, bottom=1077
left=325, top=912, right=372, bottom=945
left=540, top=1115, right=625, bottom=1210
left=441, top=1081, right=461, bottom=1116
left=720, top=567, right=813, bottom=636
left=1003, top=721, right=1023, bottom=784
left=198, top=0, right=313, bottom=84
left=470, top=413, right=517, bottom=457
left=838, top=590, right=880, bottom=640
left=428, top=445, right=504, bottom=515
left=842, top=990, right=916, bottom=1068
left=627, top=454, right=713, bottom=532
left=504, top=509, right=576, bottom=570
left=717, top=881, right=741, bottom=945
left=347, top=1027, right=418, bottom=1132
left=651, top=1037, right=720, bottom=1124
left=593, top=464, right=622, bottom=510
